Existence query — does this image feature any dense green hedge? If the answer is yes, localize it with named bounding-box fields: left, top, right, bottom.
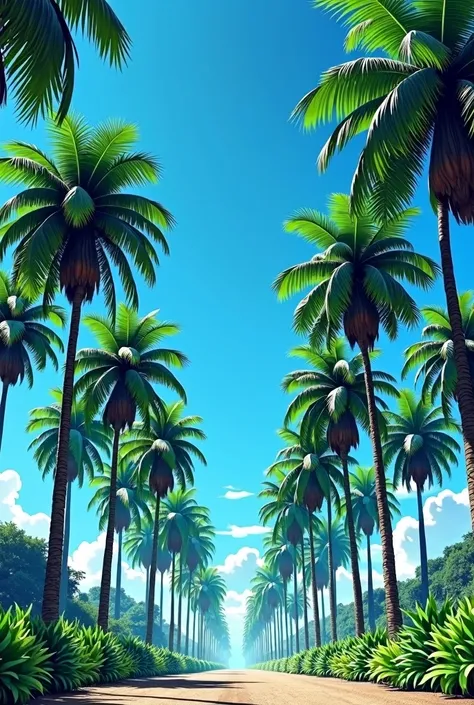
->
left=0, top=606, right=223, bottom=704
left=253, top=596, right=474, bottom=696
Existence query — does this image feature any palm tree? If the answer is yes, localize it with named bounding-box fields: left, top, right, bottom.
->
left=0, top=116, right=174, bottom=623
left=123, top=519, right=154, bottom=610
left=283, top=338, right=398, bottom=635
left=121, top=401, right=206, bottom=644
left=194, top=567, right=226, bottom=659
left=75, top=305, right=186, bottom=630
left=403, top=294, right=474, bottom=418
left=383, top=390, right=460, bottom=604
left=1, top=1, right=129, bottom=123
left=313, top=544, right=330, bottom=644
left=274, top=193, right=437, bottom=636
left=0, top=272, right=65, bottom=452
left=27, top=388, right=110, bottom=613
left=160, top=490, right=209, bottom=651
left=89, top=460, right=152, bottom=620
left=182, top=527, right=215, bottom=655
left=287, top=585, right=307, bottom=654
left=263, top=531, right=295, bottom=657
left=349, top=467, right=400, bottom=630
left=251, top=565, right=284, bottom=658
left=293, top=0, right=474, bottom=527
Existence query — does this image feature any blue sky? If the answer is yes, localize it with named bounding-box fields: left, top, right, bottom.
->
left=0, top=0, right=473, bottom=665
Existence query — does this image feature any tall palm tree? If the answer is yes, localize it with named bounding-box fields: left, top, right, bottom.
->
left=263, top=531, right=295, bottom=657
left=274, top=194, right=437, bottom=636
left=293, top=0, right=474, bottom=527
left=27, top=388, right=110, bottom=613
left=160, top=490, right=209, bottom=651
left=251, top=565, right=284, bottom=658
left=0, top=116, right=174, bottom=623
left=0, top=272, right=65, bottom=452
left=194, top=567, right=226, bottom=659
left=315, top=516, right=351, bottom=636
left=383, top=390, right=460, bottom=604
left=157, top=548, right=172, bottom=637
left=287, top=585, right=307, bottom=654
left=283, top=338, right=397, bottom=635
left=403, top=294, right=474, bottom=418
left=1, top=1, right=129, bottom=123
left=121, top=401, right=206, bottom=644
left=75, top=305, right=186, bottom=630
left=89, top=460, right=152, bottom=619
left=349, top=467, right=400, bottom=630
left=182, top=527, right=215, bottom=655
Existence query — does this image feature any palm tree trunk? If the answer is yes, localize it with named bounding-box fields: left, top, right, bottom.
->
left=320, top=587, right=326, bottom=644
left=177, top=556, right=183, bottom=653
left=279, top=604, right=284, bottom=657
left=438, top=200, right=474, bottom=526
left=417, top=484, right=429, bottom=605
left=59, top=479, right=72, bottom=614
left=273, top=611, right=277, bottom=657
left=360, top=346, right=403, bottom=636
left=290, top=604, right=295, bottom=656
left=192, top=603, right=197, bottom=657
left=185, top=570, right=193, bottom=655
left=169, top=552, right=176, bottom=651
left=308, top=514, right=321, bottom=647
left=160, top=571, right=164, bottom=636
left=366, top=533, right=375, bottom=631
left=145, top=566, right=150, bottom=616
left=326, top=500, right=337, bottom=642
left=284, top=581, right=290, bottom=657
left=42, top=287, right=84, bottom=623
left=341, top=453, right=364, bottom=635
left=114, top=528, right=123, bottom=620
left=300, top=537, right=309, bottom=650
left=292, top=562, right=300, bottom=653
left=0, top=381, right=10, bottom=453
left=97, top=426, right=120, bottom=631
left=146, top=496, right=161, bottom=644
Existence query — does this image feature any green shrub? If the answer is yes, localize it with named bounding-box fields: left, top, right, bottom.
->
left=81, top=626, right=133, bottom=683
left=312, top=642, right=340, bottom=677
left=31, top=617, right=99, bottom=692
left=287, top=652, right=304, bottom=674
left=370, top=640, right=404, bottom=686
left=120, top=635, right=158, bottom=678
left=422, top=596, right=474, bottom=695
left=0, top=606, right=50, bottom=705
left=344, top=629, right=387, bottom=682
left=301, top=647, right=318, bottom=675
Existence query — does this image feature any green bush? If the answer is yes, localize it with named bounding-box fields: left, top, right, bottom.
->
left=287, top=652, right=304, bottom=674
left=343, top=629, right=387, bottom=682
left=81, top=625, right=133, bottom=683
left=120, top=635, right=158, bottom=678
left=369, top=639, right=404, bottom=686
left=0, top=606, right=50, bottom=704
left=31, top=617, right=98, bottom=692
left=422, top=596, right=474, bottom=695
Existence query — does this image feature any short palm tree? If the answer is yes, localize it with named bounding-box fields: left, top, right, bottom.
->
left=121, top=401, right=206, bottom=644
left=160, top=490, right=209, bottom=651
left=403, top=294, right=474, bottom=418
left=293, top=0, right=474, bottom=530
left=0, top=272, right=65, bottom=451
left=0, top=116, right=174, bottom=623
left=27, top=388, right=110, bottom=613
left=283, top=337, right=397, bottom=635
left=75, top=305, right=186, bottom=630
left=383, top=391, right=460, bottom=604
left=274, top=193, right=437, bottom=636
left=1, top=1, right=129, bottom=123
left=89, top=460, right=152, bottom=620
left=349, top=467, right=400, bottom=630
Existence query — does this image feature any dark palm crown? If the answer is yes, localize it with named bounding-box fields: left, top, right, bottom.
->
left=0, top=115, right=173, bottom=314
left=274, top=194, right=437, bottom=351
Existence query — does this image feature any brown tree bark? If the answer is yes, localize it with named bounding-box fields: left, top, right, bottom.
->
left=341, top=453, right=365, bottom=635
left=361, top=346, right=402, bottom=636
left=438, top=200, right=474, bottom=527
left=97, top=426, right=120, bottom=630
left=42, top=288, right=84, bottom=623
left=146, top=495, right=160, bottom=644
left=308, top=514, right=321, bottom=647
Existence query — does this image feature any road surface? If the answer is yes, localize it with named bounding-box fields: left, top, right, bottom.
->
left=34, top=669, right=474, bottom=704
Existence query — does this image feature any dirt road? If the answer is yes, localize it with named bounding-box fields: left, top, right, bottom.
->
left=34, top=669, right=474, bottom=704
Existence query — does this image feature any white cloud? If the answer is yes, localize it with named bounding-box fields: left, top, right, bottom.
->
left=423, top=487, right=469, bottom=526
left=70, top=532, right=146, bottom=592
left=336, top=566, right=384, bottom=589
left=0, top=470, right=50, bottom=539
left=395, top=481, right=417, bottom=498
left=224, top=589, right=253, bottom=616
left=217, top=547, right=264, bottom=574
left=215, top=524, right=271, bottom=538
left=222, top=490, right=254, bottom=500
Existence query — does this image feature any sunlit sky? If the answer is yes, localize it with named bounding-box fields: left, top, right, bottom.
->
left=0, top=1, right=472, bottom=665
